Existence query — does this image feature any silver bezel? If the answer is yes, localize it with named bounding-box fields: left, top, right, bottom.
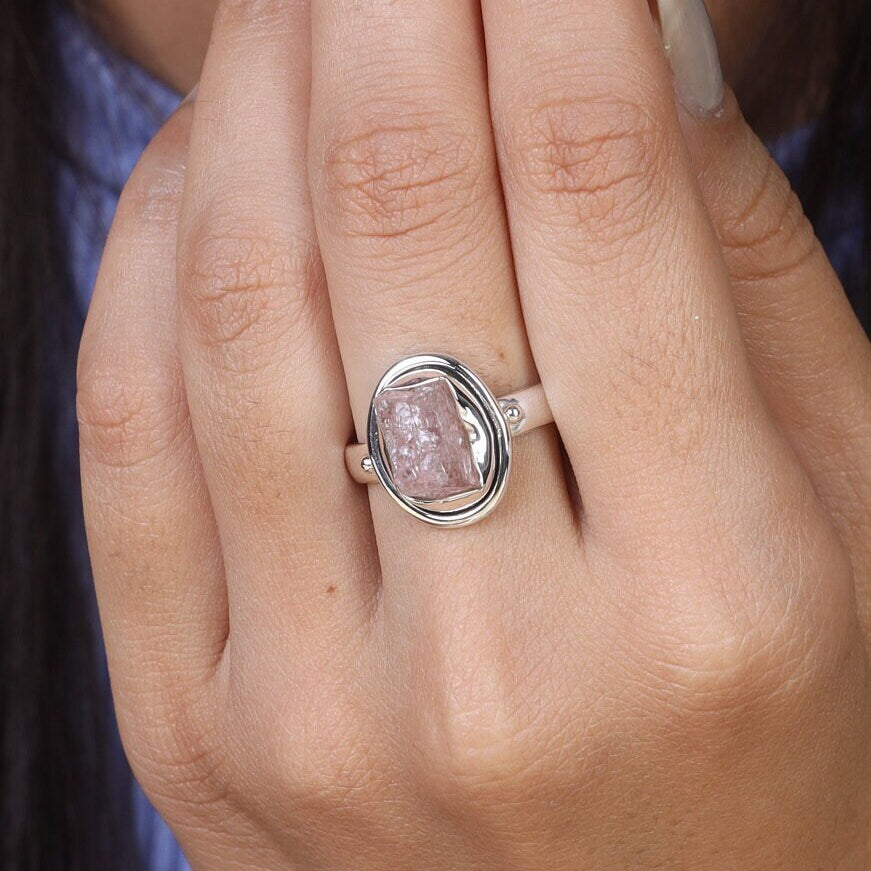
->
left=366, top=355, right=512, bottom=527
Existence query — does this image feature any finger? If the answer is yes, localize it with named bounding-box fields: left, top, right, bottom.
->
left=481, top=0, right=798, bottom=541
left=680, top=91, right=871, bottom=619
left=177, top=0, right=377, bottom=647
left=78, top=106, right=227, bottom=703
left=308, top=0, right=576, bottom=557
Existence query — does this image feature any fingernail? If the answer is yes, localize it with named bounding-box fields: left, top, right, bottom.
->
left=181, top=83, right=199, bottom=107
left=658, top=0, right=724, bottom=118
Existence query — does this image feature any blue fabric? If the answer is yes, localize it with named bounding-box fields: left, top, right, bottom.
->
left=51, top=3, right=863, bottom=868
left=54, top=4, right=181, bottom=317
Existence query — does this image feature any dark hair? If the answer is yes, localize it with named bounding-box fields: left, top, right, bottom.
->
left=0, top=0, right=868, bottom=867
left=0, top=1, right=141, bottom=868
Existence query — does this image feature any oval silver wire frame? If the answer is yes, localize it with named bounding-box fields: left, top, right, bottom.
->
left=366, top=355, right=512, bottom=528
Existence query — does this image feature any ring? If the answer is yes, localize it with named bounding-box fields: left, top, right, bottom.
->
left=345, top=354, right=553, bottom=527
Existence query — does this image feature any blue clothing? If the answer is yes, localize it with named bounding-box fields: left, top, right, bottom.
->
left=51, top=4, right=863, bottom=870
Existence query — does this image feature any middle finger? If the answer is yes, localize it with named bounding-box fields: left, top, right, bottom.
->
left=481, top=0, right=800, bottom=545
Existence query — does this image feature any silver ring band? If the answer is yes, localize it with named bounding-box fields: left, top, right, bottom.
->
left=345, top=355, right=553, bottom=527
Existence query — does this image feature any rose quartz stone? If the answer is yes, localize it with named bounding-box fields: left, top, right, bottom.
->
left=374, top=378, right=482, bottom=500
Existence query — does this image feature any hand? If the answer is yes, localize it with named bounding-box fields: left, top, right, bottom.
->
left=78, top=0, right=871, bottom=867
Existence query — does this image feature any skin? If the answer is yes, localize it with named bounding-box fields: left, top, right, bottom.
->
left=94, top=0, right=781, bottom=99
left=78, top=0, right=871, bottom=868
left=89, top=0, right=216, bottom=91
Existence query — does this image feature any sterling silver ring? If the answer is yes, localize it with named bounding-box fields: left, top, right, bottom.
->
left=345, top=354, right=553, bottom=527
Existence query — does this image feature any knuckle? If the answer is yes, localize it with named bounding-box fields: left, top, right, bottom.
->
left=636, top=520, right=858, bottom=732
left=644, top=617, right=862, bottom=750
left=113, top=109, right=188, bottom=229
left=121, top=161, right=184, bottom=229
left=319, top=104, right=486, bottom=245
left=287, top=738, right=380, bottom=813
left=648, top=618, right=796, bottom=720
left=120, top=683, right=231, bottom=812
left=408, top=636, right=547, bottom=809
left=718, top=159, right=820, bottom=284
left=76, top=347, right=186, bottom=470
left=504, top=92, right=668, bottom=240
left=416, top=709, right=534, bottom=809
left=238, top=689, right=384, bottom=814
left=180, top=215, right=322, bottom=362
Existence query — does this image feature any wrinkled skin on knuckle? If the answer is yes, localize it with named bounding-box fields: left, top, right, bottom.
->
left=76, top=346, right=188, bottom=470
left=318, top=104, right=488, bottom=248
left=179, top=211, right=323, bottom=364
left=716, top=152, right=820, bottom=287
left=503, top=92, right=671, bottom=244
left=76, top=150, right=187, bottom=473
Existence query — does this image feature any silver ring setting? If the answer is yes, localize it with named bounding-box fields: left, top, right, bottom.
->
left=346, top=354, right=553, bottom=528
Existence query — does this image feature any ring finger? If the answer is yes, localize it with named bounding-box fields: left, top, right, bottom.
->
left=308, top=0, right=576, bottom=576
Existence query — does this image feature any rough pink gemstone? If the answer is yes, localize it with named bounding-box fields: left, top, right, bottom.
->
left=374, top=378, right=483, bottom=500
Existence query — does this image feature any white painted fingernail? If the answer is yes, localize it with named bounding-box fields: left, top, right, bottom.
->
left=658, top=0, right=724, bottom=118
